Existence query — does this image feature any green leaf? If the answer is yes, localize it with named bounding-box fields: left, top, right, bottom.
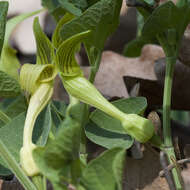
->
left=0, top=95, right=27, bottom=128
left=123, top=37, right=152, bottom=57
left=0, top=164, right=12, bottom=176
left=142, top=2, right=179, bottom=38
left=0, top=2, right=8, bottom=57
left=51, top=100, right=67, bottom=117
left=33, top=104, right=52, bottom=146
left=81, top=148, right=125, bottom=190
left=58, top=0, right=83, bottom=16
left=4, top=95, right=27, bottom=118
left=0, top=70, right=21, bottom=97
left=142, top=1, right=190, bottom=41
left=0, top=104, right=53, bottom=175
left=70, top=0, right=88, bottom=11
left=41, top=0, right=66, bottom=21
left=41, top=0, right=87, bottom=20
left=33, top=118, right=81, bottom=189
left=0, top=47, right=20, bottom=80
left=42, top=0, right=88, bottom=20
left=143, top=0, right=154, bottom=6
left=60, top=0, right=122, bottom=50
left=85, top=97, right=147, bottom=149
left=33, top=17, right=54, bottom=65
left=85, top=121, right=134, bottom=149
left=50, top=100, right=66, bottom=129
left=126, top=1, right=190, bottom=57
left=0, top=113, right=26, bottom=174
left=0, top=110, right=10, bottom=125
left=87, top=0, right=100, bottom=6
left=68, top=102, right=86, bottom=124
left=90, top=97, right=147, bottom=134
left=0, top=9, right=43, bottom=80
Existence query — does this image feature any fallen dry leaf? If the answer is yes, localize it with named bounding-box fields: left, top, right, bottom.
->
left=82, top=44, right=164, bottom=98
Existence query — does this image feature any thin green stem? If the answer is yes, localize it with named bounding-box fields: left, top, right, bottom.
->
left=163, top=57, right=183, bottom=190
left=79, top=50, right=102, bottom=154
left=163, top=57, right=175, bottom=147
left=80, top=104, right=89, bottom=154
left=43, top=176, right=47, bottom=190
left=89, top=51, right=102, bottom=83
left=0, top=139, right=37, bottom=190
left=32, top=175, right=45, bottom=190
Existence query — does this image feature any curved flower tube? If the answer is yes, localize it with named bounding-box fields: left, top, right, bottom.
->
left=19, top=17, right=57, bottom=176
left=20, top=83, right=53, bottom=176
left=62, top=75, right=154, bottom=142
left=20, top=64, right=55, bottom=176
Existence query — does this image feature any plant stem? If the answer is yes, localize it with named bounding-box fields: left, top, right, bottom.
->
left=43, top=176, right=47, bottom=190
left=80, top=50, right=102, bottom=154
left=163, top=57, right=175, bottom=147
left=0, top=139, right=37, bottom=190
left=163, top=56, right=183, bottom=190
left=89, top=51, right=102, bottom=83
left=32, top=175, right=46, bottom=190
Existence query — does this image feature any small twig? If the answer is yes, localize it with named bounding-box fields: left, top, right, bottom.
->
left=160, top=157, right=190, bottom=177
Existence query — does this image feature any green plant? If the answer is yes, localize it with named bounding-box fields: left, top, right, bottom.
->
left=124, top=0, right=190, bottom=189
left=0, top=0, right=188, bottom=189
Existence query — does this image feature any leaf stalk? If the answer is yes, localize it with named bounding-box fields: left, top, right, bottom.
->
left=163, top=56, right=184, bottom=190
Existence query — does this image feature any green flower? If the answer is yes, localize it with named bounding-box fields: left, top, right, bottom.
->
left=53, top=19, right=155, bottom=143
left=19, top=18, right=56, bottom=176
left=62, top=75, right=154, bottom=143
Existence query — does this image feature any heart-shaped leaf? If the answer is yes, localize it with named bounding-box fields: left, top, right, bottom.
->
left=124, top=1, right=190, bottom=57
left=60, top=0, right=122, bottom=50
left=85, top=121, right=134, bottom=149
left=85, top=97, right=147, bottom=149
left=80, top=148, right=125, bottom=190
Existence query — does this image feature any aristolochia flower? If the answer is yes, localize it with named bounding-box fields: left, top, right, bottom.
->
left=19, top=14, right=78, bottom=176
left=20, top=64, right=56, bottom=176
left=53, top=25, right=155, bottom=143
left=19, top=18, right=57, bottom=176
